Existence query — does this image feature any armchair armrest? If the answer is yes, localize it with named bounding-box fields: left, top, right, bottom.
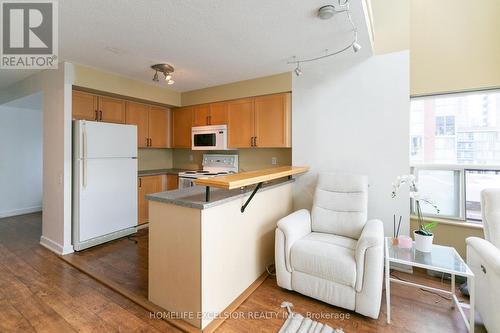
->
left=276, top=209, right=312, bottom=272
left=355, top=219, right=384, bottom=291
left=467, top=237, right=500, bottom=276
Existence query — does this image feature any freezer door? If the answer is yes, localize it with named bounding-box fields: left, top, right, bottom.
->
left=74, top=120, right=137, bottom=159
left=73, top=157, right=137, bottom=243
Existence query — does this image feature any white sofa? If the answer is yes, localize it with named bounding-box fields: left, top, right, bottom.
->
left=275, top=173, right=384, bottom=319
left=466, top=189, right=500, bottom=332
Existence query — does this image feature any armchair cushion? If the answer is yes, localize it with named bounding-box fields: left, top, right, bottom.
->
left=355, top=219, right=384, bottom=292
left=467, top=237, right=500, bottom=276
left=276, top=209, right=312, bottom=272
left=291, top=232, right=357, bottom=287
left=311, top=173, right=368, bottom=239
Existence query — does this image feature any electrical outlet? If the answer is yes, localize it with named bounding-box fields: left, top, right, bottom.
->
left=189, top=154, right=193, bottom=162
left=271, top=157, right=278, bottom=165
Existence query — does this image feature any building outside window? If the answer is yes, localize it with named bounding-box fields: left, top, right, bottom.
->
left=410, top=89, right=500, bottom=222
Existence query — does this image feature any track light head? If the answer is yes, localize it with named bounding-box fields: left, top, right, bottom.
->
left=152, top=71, right=159, bottom=82
left=167, top=79, right=175, bottom=85
left=294, top=63, right=303, bottom=77
left=352, top=41, right=361, bottom=53
left=164, top=73, right=172, bottom=81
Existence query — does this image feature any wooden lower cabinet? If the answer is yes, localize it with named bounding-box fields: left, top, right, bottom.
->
left=138, top=174, right=178, bottom=225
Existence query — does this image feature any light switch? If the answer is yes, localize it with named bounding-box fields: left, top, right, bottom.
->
left=271, top=157, right=277, bottom=165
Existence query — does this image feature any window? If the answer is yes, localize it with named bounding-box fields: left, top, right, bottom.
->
left=465, top=170, right=500, bottom=220
left=410, top=89, right=500, bottom=165
left=410, top=89, right=500, bottom=222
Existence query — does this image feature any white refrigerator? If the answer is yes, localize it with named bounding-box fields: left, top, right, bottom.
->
left=73, top=120, right=138, bottom=251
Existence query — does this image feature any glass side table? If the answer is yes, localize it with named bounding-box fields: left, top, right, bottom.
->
left=384, top=237, right=475, bottom=332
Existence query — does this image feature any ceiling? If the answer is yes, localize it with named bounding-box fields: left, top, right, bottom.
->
left=0, top=0, right=370, bottom=92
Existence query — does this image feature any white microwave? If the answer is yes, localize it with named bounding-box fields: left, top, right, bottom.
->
left=192, top=125, right=228, bottom=150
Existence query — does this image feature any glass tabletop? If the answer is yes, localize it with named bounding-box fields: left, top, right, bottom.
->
left=385, top=237, right=473, bottom=277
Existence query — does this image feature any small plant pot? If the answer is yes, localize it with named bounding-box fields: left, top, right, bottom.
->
left=413, top=230, right=434, bottom=252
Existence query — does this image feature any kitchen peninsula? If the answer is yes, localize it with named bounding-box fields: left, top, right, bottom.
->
left=147, top=166, right=308, bottom=330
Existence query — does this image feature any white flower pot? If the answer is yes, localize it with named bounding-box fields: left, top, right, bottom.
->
left=413, top=230, right=434, bottom=252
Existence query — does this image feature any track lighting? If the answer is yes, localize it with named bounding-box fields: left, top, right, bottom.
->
left=151, top=64, right=175, bottom=85
left=288, top=0, right=361, bottom=76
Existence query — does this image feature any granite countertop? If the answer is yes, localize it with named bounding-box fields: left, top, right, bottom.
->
left=138, top=168, right=189, bottom=177
left=147, top=178, right=294, bottom=209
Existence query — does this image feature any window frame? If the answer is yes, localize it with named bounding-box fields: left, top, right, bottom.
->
left=411, top=164, right=500, bottom=223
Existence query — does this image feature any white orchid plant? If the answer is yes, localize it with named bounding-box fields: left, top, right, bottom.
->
left=391, top=175, right=440, bottom=236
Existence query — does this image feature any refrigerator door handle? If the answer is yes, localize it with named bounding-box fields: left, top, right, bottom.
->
left=82, top=123, right=88, bottom=189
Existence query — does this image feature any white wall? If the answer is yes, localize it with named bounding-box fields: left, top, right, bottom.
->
left=0, top=63, right=74, bottom=254
left=0, top=103, right=43, bottom=217
left=292, top=51, right=410, bottom=236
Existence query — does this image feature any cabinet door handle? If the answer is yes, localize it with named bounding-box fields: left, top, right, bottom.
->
left=139, top=178, right=142, bottom=188
left=94, top=110, right=98, bottom=121
left=254, top=136, right=257, bottom=147
left=149, top=138, right=152, bottom=147
left=99, top=110, right=103, bottom=121
left=208, top=115, right=212, bottom=125
left=250, top=137, right=253, bottom=147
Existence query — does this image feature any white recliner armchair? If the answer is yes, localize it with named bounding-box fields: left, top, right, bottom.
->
left=275, top=173, right=384, bottom=319
left=466, top=189, right=500, bottom=332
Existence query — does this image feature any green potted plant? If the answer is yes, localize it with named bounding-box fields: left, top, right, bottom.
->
left=392, top=175, right=440, bottom=252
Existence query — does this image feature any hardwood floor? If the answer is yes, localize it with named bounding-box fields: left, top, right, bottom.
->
left=0, top=213, right=180, bottom=333
left=0, top=212, right=486, bottom=333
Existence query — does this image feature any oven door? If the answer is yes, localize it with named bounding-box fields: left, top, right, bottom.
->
left=178, top=177, right=197, bottom=189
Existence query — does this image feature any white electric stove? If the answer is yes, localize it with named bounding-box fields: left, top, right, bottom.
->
left=178, top=154, right=238, bottom=189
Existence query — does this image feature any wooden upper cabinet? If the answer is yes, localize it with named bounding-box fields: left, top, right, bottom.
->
left=227, top=98, right=254, bottom=148
left=172, top=107, right=193, bottom=148
left=254, top=93, right=291, bottom=148
left=72, top=91, right=97, bottom=121
left=148, top=106, right=169, bottom=148
left=192, top=105, right=210, bottom=127
left=209, top=102, right=228, bottom=125
left=99, top=96, right=125, bottom=124
left=125, top=102, right=149, bottom=148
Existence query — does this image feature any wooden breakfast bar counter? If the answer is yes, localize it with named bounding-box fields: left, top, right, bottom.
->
left=147, top=166, right=308, bottom=331
left=196, top=166, right=309, bottom=212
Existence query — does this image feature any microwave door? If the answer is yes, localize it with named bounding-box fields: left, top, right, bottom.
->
left=193, top=132, right=217, bottom=150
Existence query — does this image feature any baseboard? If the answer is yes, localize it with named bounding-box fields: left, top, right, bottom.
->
left=40, top=236, right=74, bottom=255
left=0, top=206, right=42, bottom=218
left=137, top=223, right=148, bottom=231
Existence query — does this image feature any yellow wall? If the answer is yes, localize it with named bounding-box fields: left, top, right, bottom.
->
left=410, top=0, right=500, bottom=95
left=371, top=0, right=410, bottom=55
left=172, top=149, right=292, bottom=172
left=410, top=217, right=484, bottom=258
left=181, top=72, right=292, bottom=106
left=72, top=63, right=181, bottom=106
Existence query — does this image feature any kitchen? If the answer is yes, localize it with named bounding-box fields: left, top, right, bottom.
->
left=66, top=80, right=305, bottom=332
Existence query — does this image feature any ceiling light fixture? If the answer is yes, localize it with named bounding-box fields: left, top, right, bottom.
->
left=288, top=0, right=361, bottom=74
left=151, top=64, right=175, bottom=85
